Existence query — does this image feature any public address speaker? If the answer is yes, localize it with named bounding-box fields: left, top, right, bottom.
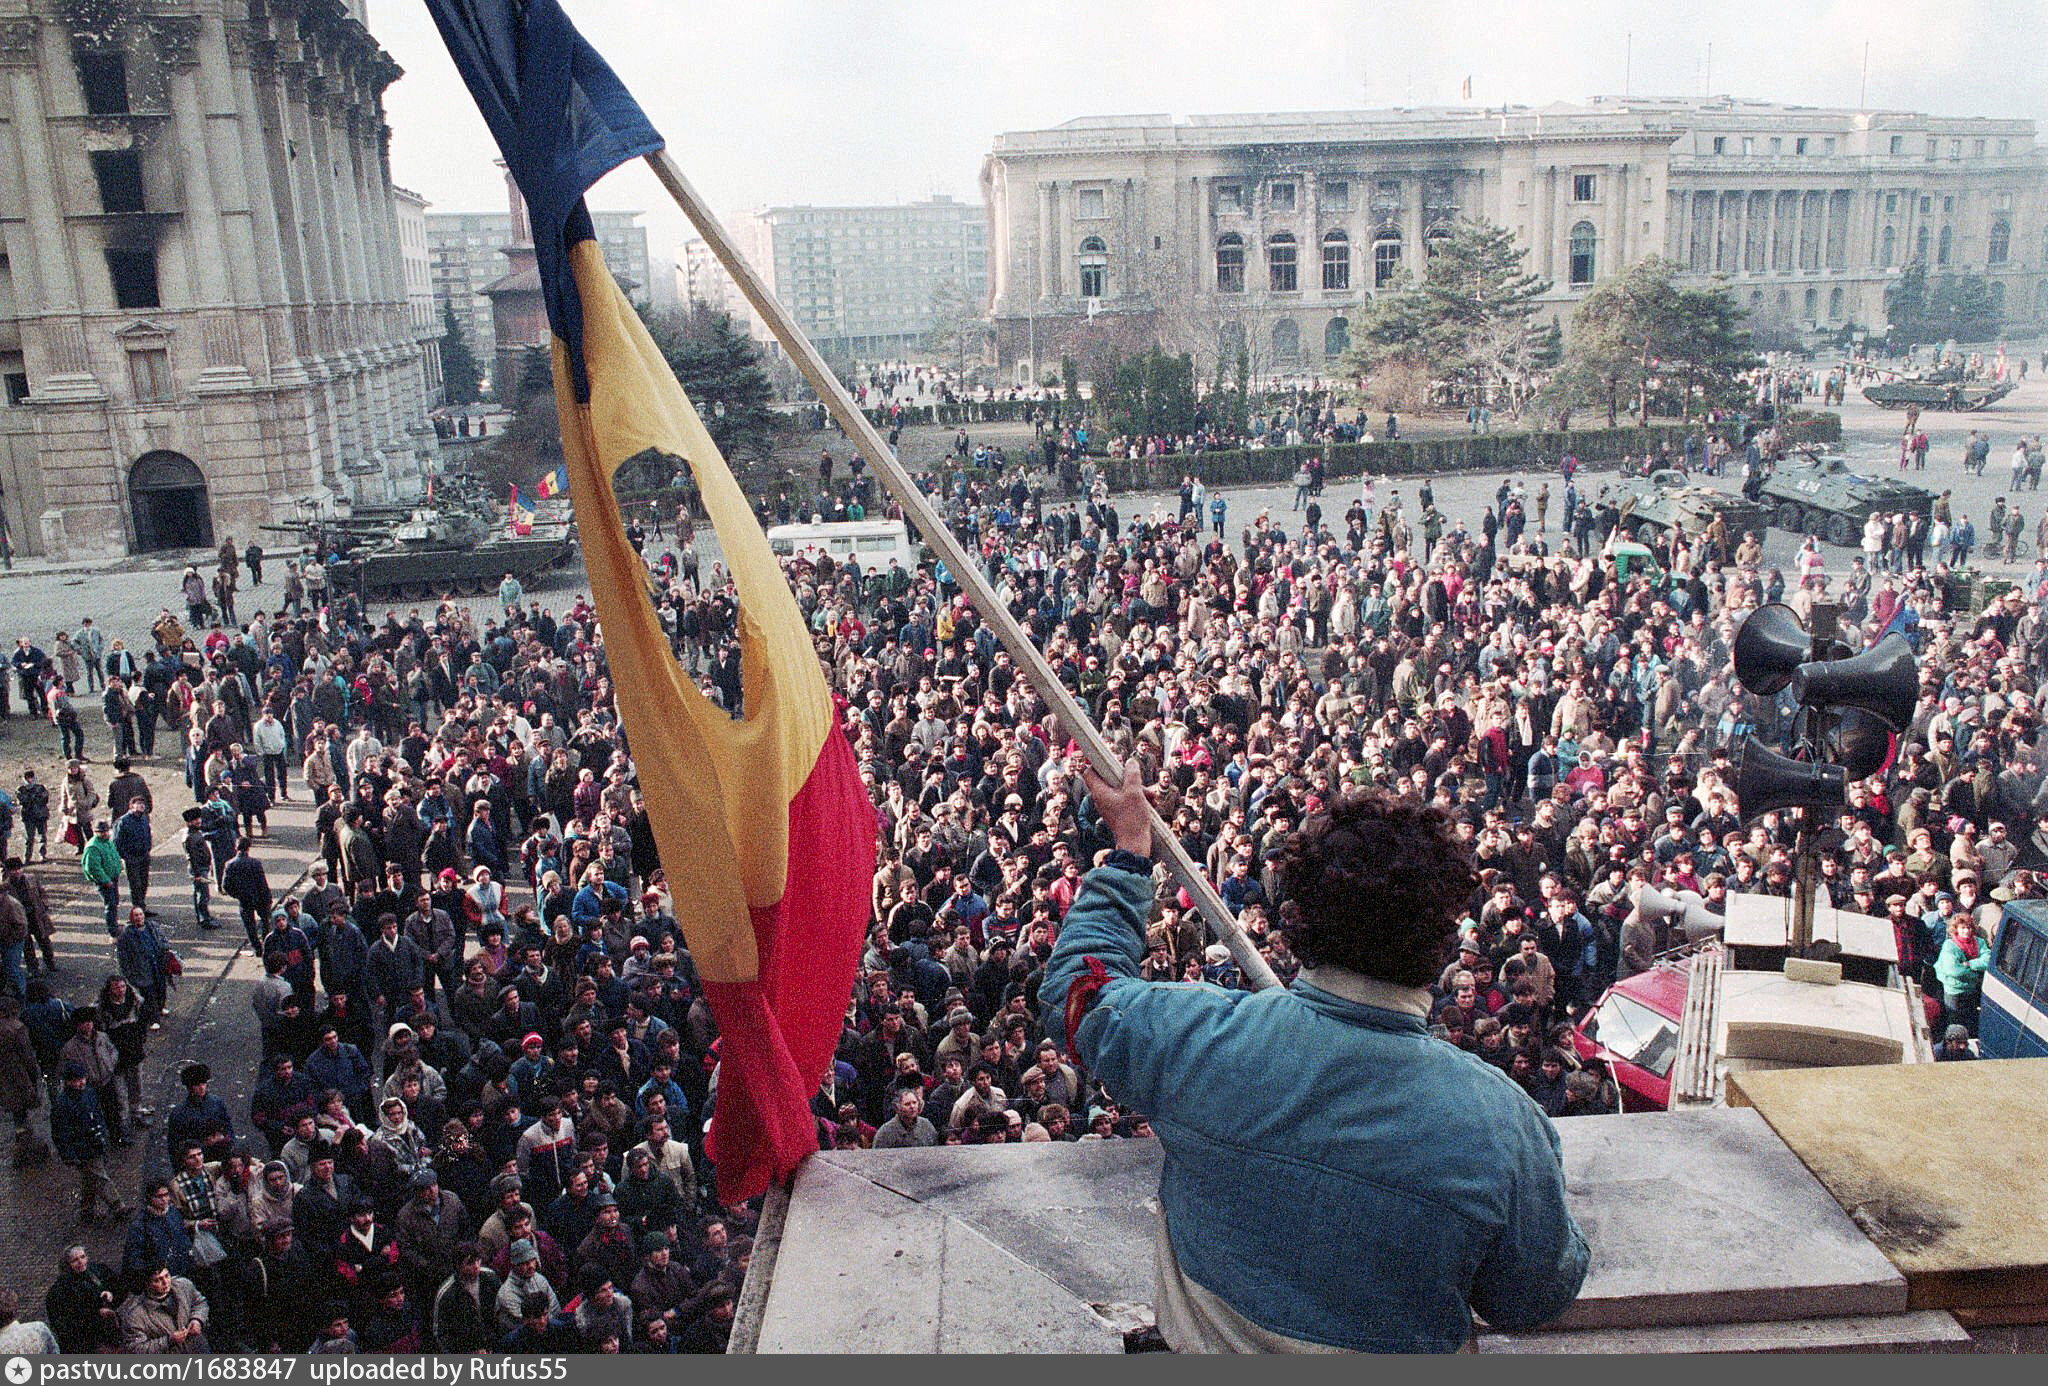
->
left=1732, top=737, right=1848, bottom=823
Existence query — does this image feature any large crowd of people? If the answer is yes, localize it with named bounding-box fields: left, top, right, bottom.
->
left=0, top=394, right=2038, bottom=1352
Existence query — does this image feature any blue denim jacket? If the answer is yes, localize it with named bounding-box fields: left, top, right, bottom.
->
left=1042, top=858, right=1589, bottom=1352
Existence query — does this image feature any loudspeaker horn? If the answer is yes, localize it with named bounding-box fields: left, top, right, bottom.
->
left=1816, top=706, right=1898, bottom=780
left=1787, top=633, right=1919, bottom=731
left=1634, top=886, right=1724, bottom=944
left=1733, top=603, right=1809, bottom=697
left=1731, top=735, right=1849, bottom=823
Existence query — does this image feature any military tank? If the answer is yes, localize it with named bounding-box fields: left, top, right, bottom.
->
left=1591, top=469, right=1774, bottom=547
left=1862, top=363, right=2016, bottom=411
left=1759, top=450, right=1935, bottom=546
left=264, top=482, right=577, bottom=600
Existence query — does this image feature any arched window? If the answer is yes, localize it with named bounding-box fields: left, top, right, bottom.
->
left=1879, top=225, right=1896, bottom=267
left=1267, top=233, right=1298, bottom=292
left=1988, top=218, right=2011, bottom=265
left=1803, top=287, right=1818, bottom=319
left=1324, top=316, right=1350, bottom=358
left=1321, top=230, right=1349, bottom=290
left=1568, top=221, right=1597, bottom=287
left=1372, top=230, right=1402, bottom=288
left=1990, top=281, right=2007, bottom=314
left=1272, top=319, right=1300, bottom=367
left=1216, top=234, right=1245, bottom=293
left=1077, top=235, right=1107, bottom=299
left=1828, top=287, right=1844, bottom=321
left=1218, top=321, right=1246, bottom=365
left=1914, top=225, right=1929, bottom=263
left=1750, top=290, right=1763, bottom=308
left=1937, top=224, right=1953, bottom=266
left=1425, top=223, right=1453, bottom=261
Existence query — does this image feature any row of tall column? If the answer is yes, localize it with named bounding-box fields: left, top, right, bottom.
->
left=1673, top=185, right=1863, bottom=276
left=232, top=6, right=423, bottom=500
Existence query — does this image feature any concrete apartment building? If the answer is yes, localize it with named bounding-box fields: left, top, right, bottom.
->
left=0, top=0, right=436, bottom=559
left=427, top=204, right=648, bottom=392
left=717, top=195, right=989, bottom=359
left=980, top=98, right=2048, bottom=382
left=393, top=185, right=441, bottom=409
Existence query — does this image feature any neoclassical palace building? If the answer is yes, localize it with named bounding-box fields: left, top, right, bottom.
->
left=981, top=98, right=2048, bottom=382
left=0, top=0, right=433, bottom=560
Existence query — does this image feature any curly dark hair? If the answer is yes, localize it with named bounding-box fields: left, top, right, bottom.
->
left=1274, top=789, right=1478, bottom=987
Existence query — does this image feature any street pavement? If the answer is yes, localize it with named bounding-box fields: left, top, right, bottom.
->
left=0, top=706, right=313, bottom=1302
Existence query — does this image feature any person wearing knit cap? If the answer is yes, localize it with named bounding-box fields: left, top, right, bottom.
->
left=494, top=1238, right=557, bottom=1333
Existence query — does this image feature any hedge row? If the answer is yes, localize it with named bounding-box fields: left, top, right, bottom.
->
left=860, top=400, right=1044, bottom=426
left=1088, top=415, right=1843, bottom=492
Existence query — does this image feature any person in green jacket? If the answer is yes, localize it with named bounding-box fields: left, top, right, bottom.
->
left=1934, top=912, right=1991, bottom=1036
left=81, top=821, right=121, bottom=938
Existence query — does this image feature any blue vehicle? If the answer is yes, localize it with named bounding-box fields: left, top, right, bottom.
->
left=1980, top=901, right=2048, bottom=1059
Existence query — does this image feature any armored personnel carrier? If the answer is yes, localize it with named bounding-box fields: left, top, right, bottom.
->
left=1759, top=451, right=1934, bottom=545
left=266, top=484, right=577, bottom=601
left=1862, top=364, right=2016, bottom=412
left=1591, top=469, right=1773, bottom=547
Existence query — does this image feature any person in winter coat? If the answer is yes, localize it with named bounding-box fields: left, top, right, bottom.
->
left=95, top=974, right=149, bottom=1130
left=50, top=1064, right=127, bottom=1224
left=0, top=996, right=49, bottom=1167
left=58, top=767, right=98, bottom=860
left=221, top=840, right=272, bottom=954
left=59, top=1007, right=127, bottom=1142
left=122, top=1179, right=196, bottom=1284
left=116, top=1263, right=209, bottom=1353
left=371, top=1096, right=430, bottom=1180
left=45, top=1245, right=121, bottom=1352
left=1934, top=912, right=1991, bottom=1035
left=113, top=910, right=170, bottom=1027
left=81, top=820, right=121, bottom=934
left=431, top=1245, right=501, bottom=1352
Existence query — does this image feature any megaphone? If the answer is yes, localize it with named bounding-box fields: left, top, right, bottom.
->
left=1634, top=886, right=1723, bottom=944
left=1786, top=633, right=1919, bottom=731
left=1733, top=603, right=1810, bottom=696
left=1731, top=735, right=1848, bottom=823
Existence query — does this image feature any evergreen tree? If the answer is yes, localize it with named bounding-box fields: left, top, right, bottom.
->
left=1343, top=218, right=1550, bottom=403
left=1885, top=265, right=2003, bottom=345
left=641, top=305, right=779, bottom=462
left=440, top=301, right=484, bottom=406
left=1544, top=258, right=1756, bottom=425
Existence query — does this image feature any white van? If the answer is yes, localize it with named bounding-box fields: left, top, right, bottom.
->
left=766, top=518, right=921, bottom=573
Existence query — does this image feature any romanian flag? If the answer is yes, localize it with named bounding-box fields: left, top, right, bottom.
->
left=535, top=466, right=569, bottom=500
left=428, top=0, right=876, bottom=1202
left=508, top=485, right=534, bottom=537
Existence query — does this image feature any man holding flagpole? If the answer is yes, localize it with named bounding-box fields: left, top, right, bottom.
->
left=1043, top=762, right=1588, bottom=1352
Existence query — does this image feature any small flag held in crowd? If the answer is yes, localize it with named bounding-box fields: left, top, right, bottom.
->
left=535, top=465, right=569, bottom=499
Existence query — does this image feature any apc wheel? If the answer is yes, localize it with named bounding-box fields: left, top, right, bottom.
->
left=1823, top=514, right=1857, bottom=547
left=1633, top=521, right=1661, bottom=546
left=1773, top=502, right=1805, bottom=533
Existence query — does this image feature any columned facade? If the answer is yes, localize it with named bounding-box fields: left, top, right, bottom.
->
left=0, top=0, right=433, bottom=560
left=981, top=99, right=2048, bottom=383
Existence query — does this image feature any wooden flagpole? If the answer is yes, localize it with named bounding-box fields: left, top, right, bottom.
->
left=644, top=151, right=1279, bottom=992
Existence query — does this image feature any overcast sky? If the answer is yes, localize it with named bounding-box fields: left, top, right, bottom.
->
left=371, top=0, right=2048, bottom=266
